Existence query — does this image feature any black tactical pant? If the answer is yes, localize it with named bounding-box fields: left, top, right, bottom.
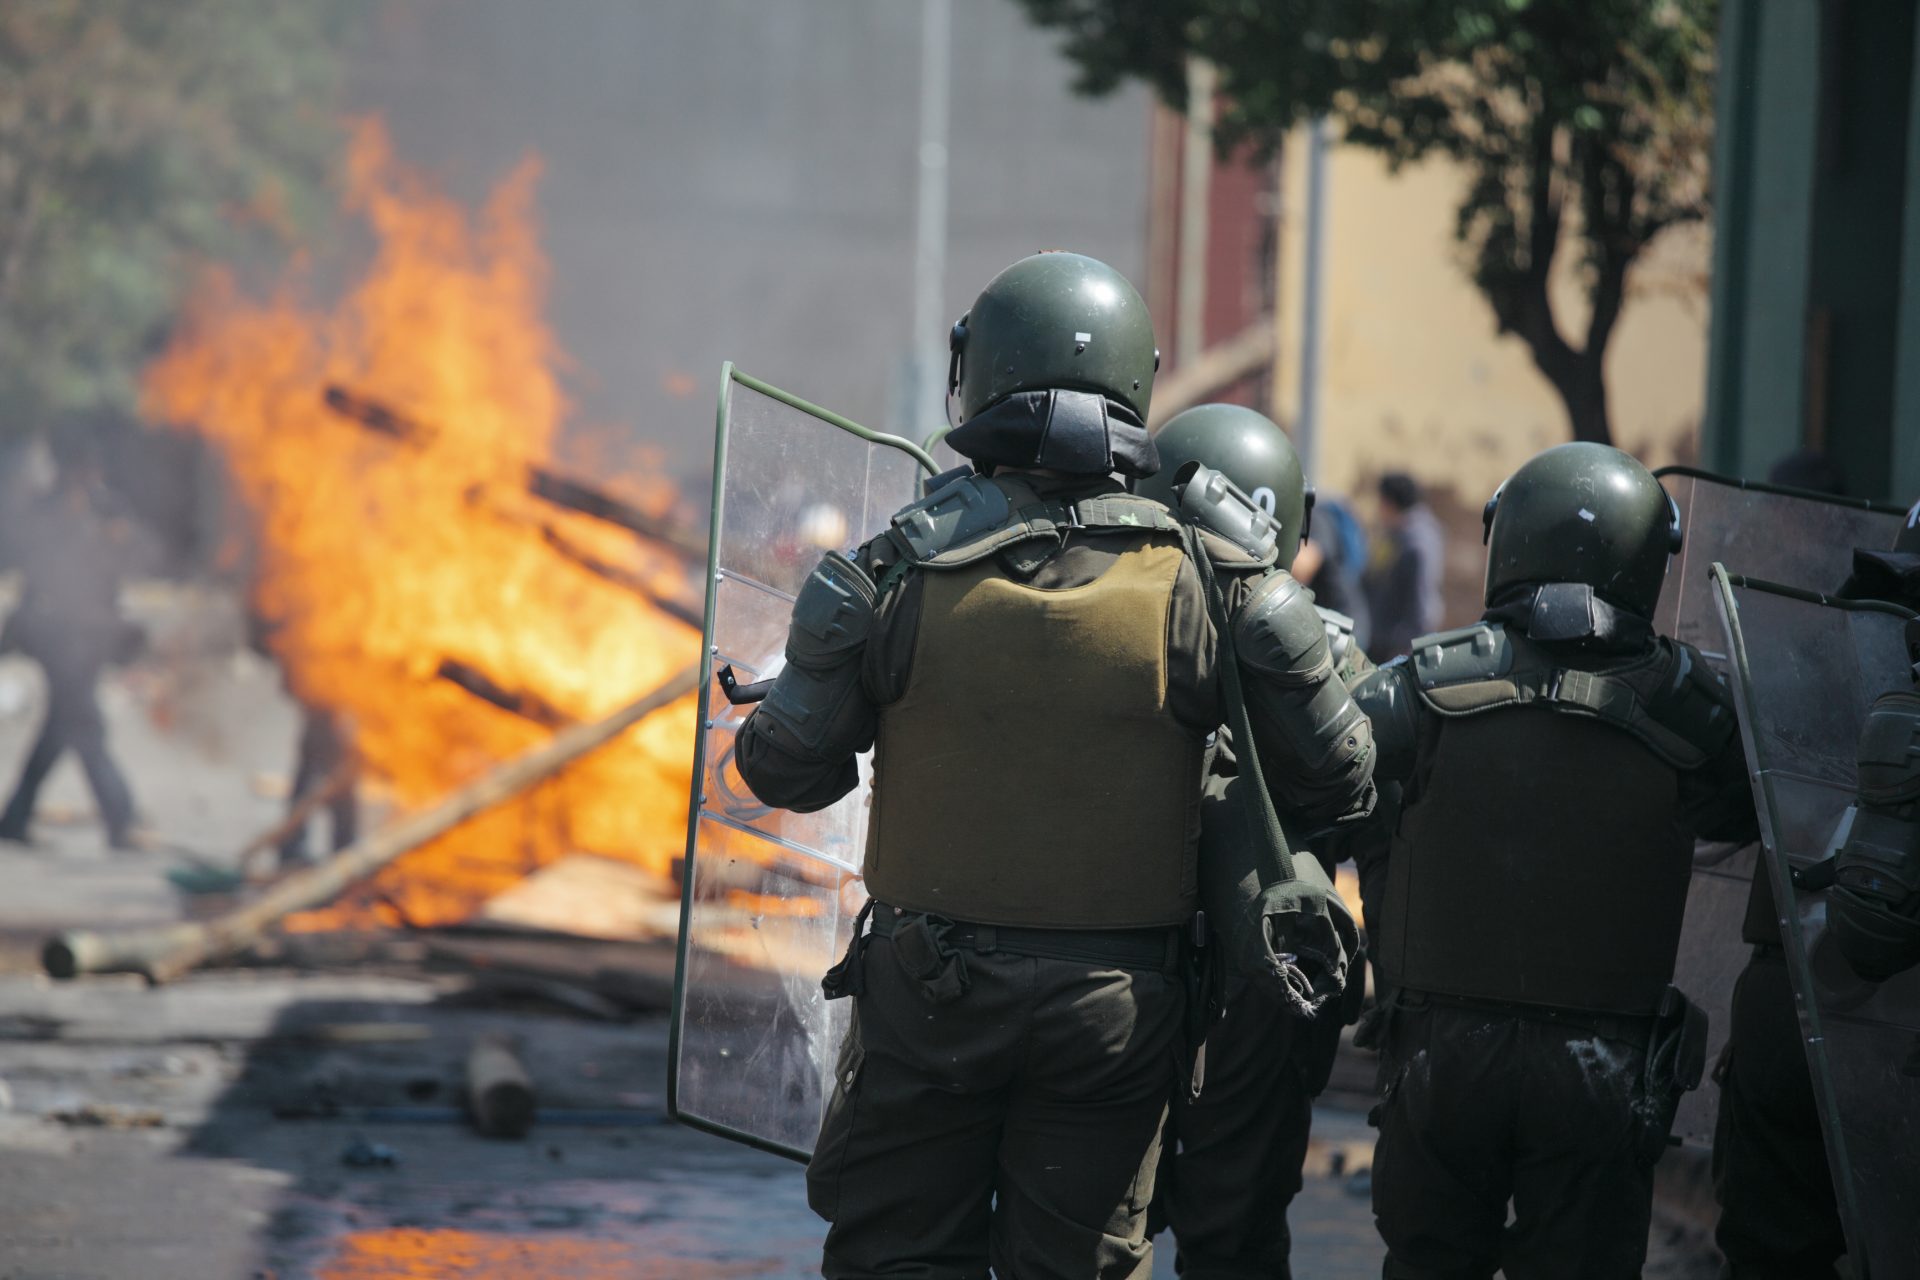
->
left=0, top=658, right=134, bottom=847
left=1154, top=974, right=1335, bottom=1280
left=1711, top=948, right=1844, bottom=1278
left=807, top=917, right=1185, bottom=1279
left=1371, top=1001, right=1657, bottom=1280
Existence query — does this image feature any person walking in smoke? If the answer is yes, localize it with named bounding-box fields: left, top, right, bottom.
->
left=733, top=252, right=1374, bottom=1279
left=0, top=428, right=141, bottom=850
left=1352, top=443, right=1757, bottom=1278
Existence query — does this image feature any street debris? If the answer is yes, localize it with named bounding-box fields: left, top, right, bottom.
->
left=339, top=1137, right=400, bottom=1169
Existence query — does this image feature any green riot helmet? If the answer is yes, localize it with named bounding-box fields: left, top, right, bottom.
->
left=949, top=252, right=1158, bottom=422
left=1136, top=404, right=1311, bottom=562
left=1481, top=442, right=1681, bottom=618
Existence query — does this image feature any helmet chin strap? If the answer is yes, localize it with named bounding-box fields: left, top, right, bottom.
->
left=944, top=389, right=1160, bottom=479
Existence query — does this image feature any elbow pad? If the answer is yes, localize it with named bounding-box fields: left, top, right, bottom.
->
left=1233, top=571, right=1374, bottom=802
left=1831, top=803, right=1920, bottom=982
left=749, top=551, right=878, bottom=762
left=1352, top=661, right=1420, bottom=782
left=1831, top=690, right=1920, bottom=982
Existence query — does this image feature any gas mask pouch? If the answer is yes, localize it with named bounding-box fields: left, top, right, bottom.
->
left=890, top=913, right=971, bottom=1005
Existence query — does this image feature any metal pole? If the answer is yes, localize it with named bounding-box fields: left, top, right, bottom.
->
left=1176, top=57, right=1216, bottom=370
left=911, top=0, right=952, bottom=433
left=1296, top=118, right=1330, bottom=483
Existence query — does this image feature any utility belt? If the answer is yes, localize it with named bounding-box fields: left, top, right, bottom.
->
left=867, top=902, right=1186, bottom=973
left=1392, top=983, right=1707, bottom=1165
left=822, top=900, right=1189, bottom=1005
left=1391, top=986, right=1659, bottom=1045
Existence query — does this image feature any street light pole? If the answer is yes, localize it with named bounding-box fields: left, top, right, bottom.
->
left=1296, top=118, right=1330, bottom=484
left=910, top=0, right=953, bottom=438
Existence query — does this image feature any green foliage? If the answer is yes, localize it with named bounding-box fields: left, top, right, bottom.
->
left=0, top=0, right=361, bottom=436
left=1020, top=0, right=1718, bottom=443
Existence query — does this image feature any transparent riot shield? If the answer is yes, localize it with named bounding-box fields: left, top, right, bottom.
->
left=1652, top=469, right=1908, bottom=1145
left=668, top=364, right=934, bottom=1160
left=1714, top=566, right=1920, bottom=1275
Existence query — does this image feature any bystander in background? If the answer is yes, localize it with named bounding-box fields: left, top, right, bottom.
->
left=0, top=427, right=143, bottom=849
left=1363, top=472, right=1445, bottom=661
left=1292, top=492, right=1373, bottom=652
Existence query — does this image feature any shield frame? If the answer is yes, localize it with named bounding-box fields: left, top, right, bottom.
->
left=666, top=363, right=935, bottom=1162
left=1650, top=468, right=1908, bottom=1148
left=1711, top=563, right=1920, bottom=1269
left=1652, top=465, right=1908, bottom=657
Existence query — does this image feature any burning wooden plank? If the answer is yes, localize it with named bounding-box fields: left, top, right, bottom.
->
left=436, top=657, right=572, bottom=728
left=43, top=662, right=700, bottom=984
left=468, top=485, right=703, bottom=627
left=522, top=468, right=704, bottom=561
left=535, top=524, right=703, bottom=629
left=322, top=382, right=704, bottom=562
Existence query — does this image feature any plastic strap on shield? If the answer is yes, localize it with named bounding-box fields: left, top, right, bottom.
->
left=667, top=365, right=934, bottom=1161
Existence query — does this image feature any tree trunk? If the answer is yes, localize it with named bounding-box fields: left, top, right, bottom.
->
left=1545, top=350, right=1613, bottom=445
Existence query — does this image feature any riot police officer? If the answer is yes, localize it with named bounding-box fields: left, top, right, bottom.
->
left=1136, top=403, right=1379, bottom=1280
left=1712, top=499, right=1920, bottom=1277
left=734, top=253, right=1376, bottom=1279
left=1352, top=442, right=1757, bottom=1279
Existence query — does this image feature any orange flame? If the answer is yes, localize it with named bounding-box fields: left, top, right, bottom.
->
left=143, top=119, right=698, bottom=927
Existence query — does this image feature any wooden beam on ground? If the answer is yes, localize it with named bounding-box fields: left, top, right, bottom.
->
left=42, top=662, right=700, bottom=984
left=466, top=1033, right=537, bottom=1137
left=239, top=756, right=360, bottom=882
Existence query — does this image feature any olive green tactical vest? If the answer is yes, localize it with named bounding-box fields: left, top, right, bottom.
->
left=1379, top=628, right=1720, bottom=1016
left=863, top=538, right=1205, bottom=929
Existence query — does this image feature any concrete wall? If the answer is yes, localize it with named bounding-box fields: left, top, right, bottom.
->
left=348, top=0, right=1152, bottom=483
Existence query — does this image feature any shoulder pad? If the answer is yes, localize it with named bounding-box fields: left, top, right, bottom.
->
left=1069, top=493, right=1183, bottom=536
left=1411, top=627, right=1732, bottom=770
left=1235, top=571, right=1330, bottom=675
left=1174, top=464, right=1281, bottom=562
left=917, top=462, right=974, bottom=500
left=1410, top=624, right=1514, bottom=692
left=886, top=474, right=1012, bottom=562
left=1637, top=639, right=1739, bottom=765
left=885, top=478, right=1186, bottom=572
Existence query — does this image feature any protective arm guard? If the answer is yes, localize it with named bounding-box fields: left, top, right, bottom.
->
left=1232, top=571, right=1376, bottom=824
left=1831, top=690, right=1920, bottom=982
left=734, top=551, right=878, bottom=813
left=1349, top=661, right=1420, bottom=783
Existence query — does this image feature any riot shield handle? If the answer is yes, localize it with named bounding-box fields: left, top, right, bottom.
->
left=716, top=664, right=773, bottom=705
left=1793, top=856, right=1840, bottom=892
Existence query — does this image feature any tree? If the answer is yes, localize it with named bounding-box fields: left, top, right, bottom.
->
left=0, top=0, right=360, bottom=437
left=1019, top=0, right=1716, bottom=445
